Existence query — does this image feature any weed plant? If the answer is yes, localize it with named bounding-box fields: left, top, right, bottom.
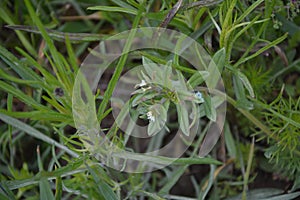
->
left=0, top=0, right=299, bottom=199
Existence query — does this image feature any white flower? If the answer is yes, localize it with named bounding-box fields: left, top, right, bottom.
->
left=194, top=91, right=204, bottom=103
left=146, top=111, right=155, bottom=122
left=135, top=80, right=147, bottom=88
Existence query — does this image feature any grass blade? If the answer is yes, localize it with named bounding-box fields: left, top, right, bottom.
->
left=0, top=113, right=78, bottom=158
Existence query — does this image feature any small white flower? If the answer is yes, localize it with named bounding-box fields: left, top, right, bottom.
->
left=146, top=111, right=155, bottom=122
left=195, top=91, right=204, bottom=103
left=135, top=80, right=147, bottom=88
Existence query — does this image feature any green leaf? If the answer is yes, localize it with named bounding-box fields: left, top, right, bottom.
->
left=97, top=5, right=145, bottom=119
left=188, top=71, right=210, bottom=88
left=0, top=8, right=36, bottom=56
left=206, top=48, right=226, bottom=89
left=39, top=178, right=55, bottom=200
left=158, top=165, right=189, bottom=195
left=0, top=113, right=78, bottom=158
left=236, top=98, right=254, bottom=110
left=234, top=33, right=288, bottom=67
left=24, top=0, right=72, bottom=91
left=111, top=151, right=222, bottom=166
left=0, top=45, right=41, bottom=81
left=235, top=0, right=264, bottom=24
left=142, top=56, right=163, bottom=84
left=213, top=48, right=226, bottom=72
left=88, top=6, right=137, bottom=15
left=86, top=165, right=118, bottom=200
left=199, top=164, right=216, bottom=200
left=276, top=14, right=300, bottom=36
left=237, top=71, right=255, bottom=98
left=291, top=175, right=300, bottom=192
left=0, top=80, right=46, bottom=110
left=225, top=188, right=283, bottom=200
left=147, top=104, right=168, bottom=136
left=233, top=73, right=254, bottom=110
left=148, top=119, right=163, bottom=136
left=7, top=25, right=107, bottom=42
left=0, top=182, right=16, bottom=200
left=224, top=122, right=236, bottom=158
left=0, top=109, right=72, bottom=123
left=226, top=189, right=300, bottom=200
left=176, top=102, right=190, bottom=136
left=111, top=0, right=137, bottom=10
left=55, top=176, right=62, bottom=200
left=137, top=190, right=164, bottom=200
left=203, top=95, right=217, bottom=122
left=263, top=192, right=300, bottom=200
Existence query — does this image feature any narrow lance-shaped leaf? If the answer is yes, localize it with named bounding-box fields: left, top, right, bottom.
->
left=205, top=48, right=226, bottom=89
left=37, top=146, right=55, bottom=200
left=176, top=101, right=190, bottom=136
left=233, top=73, right=254, bottom=110
left=203, top=95, right=217, bottom=122
left=237, top=70, right=255, bottom=98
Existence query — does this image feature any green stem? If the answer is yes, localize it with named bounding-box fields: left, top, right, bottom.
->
left=242, top=137, right=255, bottom=200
